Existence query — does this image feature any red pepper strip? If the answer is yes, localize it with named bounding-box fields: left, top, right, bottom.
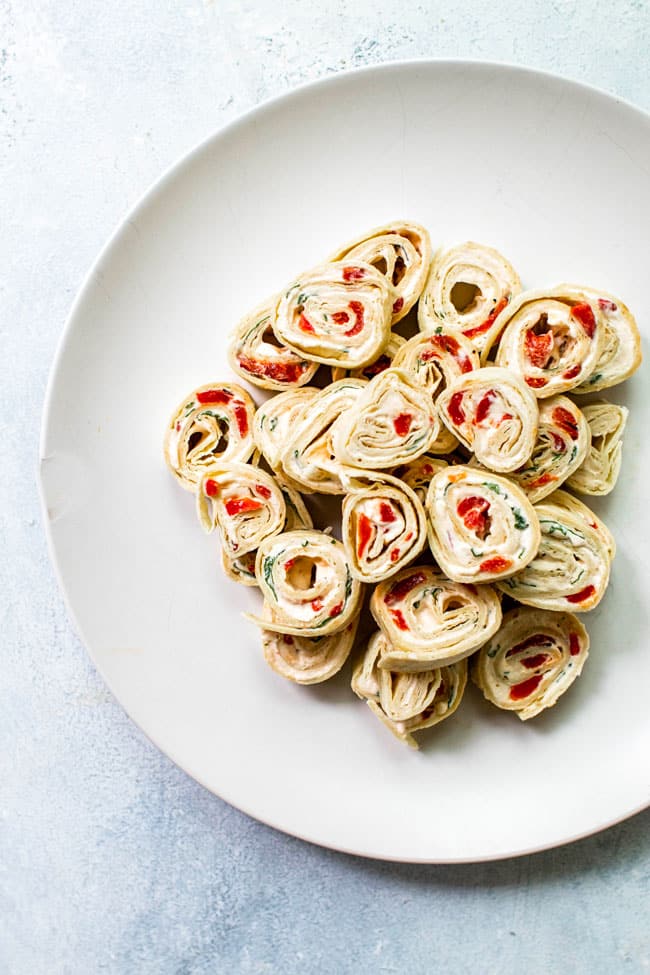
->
left=362, top=354, right=392, bottom=378
left=521, top=653, right=550, bottom=670
left=197, top=389, right=232, bottom=404
left=479, top=556, right=512, bottom=573
left=562, top=364, right=581, bottom=381
left=329, top=602, right=343, bottom=617
left=462, top=295, right=509, bottom=339
left=526, top=376, right=548, bottom=389
left=448, top=391, right=465, bottom=425
left=357, top=513, right=374, bottom=559
left=311, top=598, right=323, bottom=612
left=390, top=548, right=400, bottom=563
left=255, top=483, right=272, bottom=499
left=570, top=302, right=596, bottom=338
left=332, top=311, right=349, bottom=324
left=298, top=314, right=315, bottom=334
left=344, top=300, right=365, bottom=337
left=524, top=329, right=554, bottom=368
left=569, top=633, right=581, bottom=656
left=224, top=497, right=263, bottom=516
left=379, top=502, right=397, bottom=523
left=509, top=674, right=543, bottom=701
left=475, top=390, right=496, bottom=424
left=384, top=572, right=426, bottom=606
left=598, top=298, right=617, bottom=312
left=392, top=297, right=404, bottom=314
left=342, top=266, right=366, bottom=282
left=204, top=478, right=219, bottom=497
left=390, top=609, right=409, bottom=631
left=393, top=413, right=412, bottom=437
left=457, top=496, right=490, bottom=538
left=552, top=406, right=579, bottom=440
left=526, top=472, right=556, bottom=489
left=506, top=635, right=553, bottom=657
left=566, top=585, right=596, bottom=604
left=238, top=354, right=306, bottom=385
left=233, top=403, right=249, bottom=437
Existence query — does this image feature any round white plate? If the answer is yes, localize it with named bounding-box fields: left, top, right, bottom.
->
left=40, top=61, right=650, bottom=862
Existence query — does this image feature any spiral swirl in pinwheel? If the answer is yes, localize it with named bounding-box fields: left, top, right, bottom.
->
left=437, top=366, right=539, bottom=474
left=164, top=383, right=256, bottom=491
left=247, top=530, right=362, bottom=637
left=253, top=386, right=318, bottom=476
left=221, top=481, right=312, bottom=587
left=472, top=607, right=589, bottom=720
left=489, top=286, right=605, bottom=396
left=281, top=380, right=367, bottom=494
left=426, top=466, right=540, bottom=583
left=566, top=402, right=628, bottom=496
left=273, top=261, right=393, bottom=368
left=370, top=565, right=502, bottom=670
left=352, top=630, right=467, bottom=748
left=392, top=327, right=480, bottom=454
left=331, top=332, right=406, bottom=383
left=331, top=368, right=439, bottom=469
left=197, top=463, right=286, bottom=560
left=221, top=548, right=258, bottom=586
left=328, top=221, right=432, bottom=324
left=546, top=488, right=615, bottom=561
left=341, top=472, right=427, bottom=582
left=392, top=454, right=448, bottom=505
left=227, top=298, right=318, bottom=391
left=496, top=495, right=611, bottom=611
left=418, top=241, right=521, bottom=353
left=572, top=291, right=641, bottom=393
left=262, top=614, right=358, bottom=685
left=508, top=395, right=590, bottom=502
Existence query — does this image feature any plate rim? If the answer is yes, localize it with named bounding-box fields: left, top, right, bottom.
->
left=38, top=57, right=650, bottom=863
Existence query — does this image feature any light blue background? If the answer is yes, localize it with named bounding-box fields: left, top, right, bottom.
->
left=2, top=1, right=650, bottom=972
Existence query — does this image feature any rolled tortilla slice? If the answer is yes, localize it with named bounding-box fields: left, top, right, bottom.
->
left=328, top=221, right=432, bottom=323
left=332, top=368, right=439, bottom=470
left=393, top=327, right=480, bottom=454
left=352, top=631, right=467, bottom=749
left=262, top=614, right=358, bottom=685
left=496, top=496, right=611, bottom=612
left=508, top=395, right=590, bottom=502
left=418, top=241, right=521, bottom=353
left=227, top=298, right=318, bottom=391
left=281, top=380, right=367, bottom=494
left=220, top=480, right=312, bottom=587
left=426, top=466, right=540, bottom=583
left=572, top=290, right=641, bottom=393
left=391, top=454, right=448, bottom=505
left=566, top=402, right=628, bottom=496
left=370, top=565, right=502, bottom=671
left=164, top=382, right=256, bottom=492
left=546, top=488, right=615, bottom=561
left=273, top=261, right=393, bottom=368
left=491, top=286, right=605, bottom=396
left=196, top=463, right=286, bottom=559
left=437, top=366, right=538, bottom=473
left=472, top=607, right=589, bottom=721
left=341, top=472, right=427, bottom=583
left=253, top=386, right=319, bottom=474
left=248, top=530, right=362, bottom=637
left=331, top=332, right=406, bottom=383
left=221, top=548, right=258, bottom=586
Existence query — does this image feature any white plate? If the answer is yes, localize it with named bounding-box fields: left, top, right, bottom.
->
left=40, top=61, right=650, bottom=862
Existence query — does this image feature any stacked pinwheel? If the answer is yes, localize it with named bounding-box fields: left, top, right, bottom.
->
left=164, top=223, right=640, bottom=748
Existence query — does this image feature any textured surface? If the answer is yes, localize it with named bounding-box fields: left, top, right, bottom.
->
left=2, top=1, right=650, bottom=973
